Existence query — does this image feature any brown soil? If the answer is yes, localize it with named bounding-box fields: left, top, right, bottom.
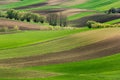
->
left=0, top=18, right=49, bottom=30
left=70, top=13, right=120, bottom=27
left=33, top=8, right=65, bottom=15
left=15, top=2, right=48, bottom=9
left=0, top=35, right=120, bottom=67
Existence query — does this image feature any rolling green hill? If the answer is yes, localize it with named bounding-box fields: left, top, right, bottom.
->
left=72, top=0, right=119, bottom=10
left=27, top=53, right=120, bottom=80
left=0, top=0, right=120, bottom=80
left=0, top=28, right=86, bottom=50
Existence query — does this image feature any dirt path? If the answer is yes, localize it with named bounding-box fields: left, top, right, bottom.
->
left=0, top=18, right=49, bottom=30
left=71, top=13, right=120, bottom=27
left=0, top=35, right=120, bottom=67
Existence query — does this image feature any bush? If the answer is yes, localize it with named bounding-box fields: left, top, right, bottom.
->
left=13, top=25, right=19, bottom=31
left=87, top=21, right=96, bottom=28
left=87, top=20, right=120, bottom=28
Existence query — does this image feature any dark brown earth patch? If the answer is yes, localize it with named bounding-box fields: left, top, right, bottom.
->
left=70, top=13, right=120, bottom=27
left=0, top=35, right=120, bottom=67
left=33, top=9, right=65, bottom=15
left=15, top=2, right=48, bottom=9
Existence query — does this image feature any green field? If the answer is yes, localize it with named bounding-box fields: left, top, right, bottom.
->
left=0, top=0, right=47, bottom=9
left=26, top=53, right=120, bottom=80
left=0, top=28, right=93, bottom=59
left=0, top=28, right=120, bottom=80
left=68, top=12, right=95, bottom=20
left=0, top=0, right=120, bottom=80
left=105, top=18, right=120, bottom=24
left=0, top=29, right=87, bottom=50
left=72, top=0, right=119, bottom=10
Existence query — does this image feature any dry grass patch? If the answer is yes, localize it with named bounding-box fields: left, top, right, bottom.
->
left=0, top=0, right=20, bottom=5
left=0, top=18, right=49, bottom=30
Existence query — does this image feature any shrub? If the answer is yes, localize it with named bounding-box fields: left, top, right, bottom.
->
left=6, top=9, right=16, bottom=19
left=87, top=20, right=120, bottom=28
left=13, top=25, right=19, bottom=31
left=87, top=21, right=96, bottom=28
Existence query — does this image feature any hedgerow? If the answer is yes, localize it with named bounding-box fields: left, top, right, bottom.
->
left=87, top=20, right=120, bottom=28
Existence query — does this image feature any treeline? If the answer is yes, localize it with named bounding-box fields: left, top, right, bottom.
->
left=47, top=13, right=67, bottom=27
left=0, top=9, right=68, bottom=27
left=106, top=8, right=120, bottom=14
left=3, top=9, right=44, bottom=23
left=87, top=21, right=120, bottom=28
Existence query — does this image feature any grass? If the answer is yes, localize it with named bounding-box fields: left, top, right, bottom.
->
left=105, top=18, right=120, bottom=24
left=0, top=0, right=47, bottom=9
left=0, top=1, right=120, bottom=80
left=71, top=0, right=119, bottom=10
left=68, top=12, right=95, bottom=20
left=0, top=28, right=86, bottom=50
left=3, top=48, right=120, bottom=80
left=0, top=28, right=92, bottom=59
left=0, top=28, right=119, bottom=59
left=96, top=1, right=120, bottom=10
left=28, top=53, right=120, bottom=74
left=25, top=52, right=120, bottom=80
left=0, top=68, right=57, bottom=79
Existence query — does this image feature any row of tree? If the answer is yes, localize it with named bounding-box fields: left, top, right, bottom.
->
left=87, top=21, right=120, bottom=28
left=0, top=9, right=68, bottom=27
left=6, top=9, right=44, bottom=23
left=0, top=9, right=67, bottom=27
left=46, top=13, right=67, bottom=27
left=106, top=8, right=120, bottom=14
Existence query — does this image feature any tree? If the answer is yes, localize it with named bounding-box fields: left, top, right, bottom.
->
left=19, top=12, right=26, bottom=21
left=47, top=13, right=58, bottom=26
left=107, top=7, right=116, bottom=14
left=31, top=13, right=40, bottom=23
left=24, top=12, right=32, bottom=22
left=47, top=13, right=67, bottom=27
left=39, top=16, right=44, bottom=24
left=59, top=13, right=67, bottom=27
left=6, top=9, right=16, bottom=19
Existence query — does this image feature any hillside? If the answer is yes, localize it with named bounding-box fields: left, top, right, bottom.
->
left=0, top=0, right=120, bottom=80
left=0, top=0, right=120, bottom=27
left=0, top=28, right=120, bottom=80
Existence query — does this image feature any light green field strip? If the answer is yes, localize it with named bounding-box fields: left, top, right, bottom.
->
left=71, top=0, right=119, bottom=10
left=68, top=12, right=95, bottom=20
left=0, top=29, right=86, bottom=50
left=105, top=18, right=120, bottom=24
left=96, top=1, right=120, bottom=10
left=0, top=28, right=119, bottom=59
left=0, top=0, right=47, bottom=9
left=0, top=28, right=91, bottom=59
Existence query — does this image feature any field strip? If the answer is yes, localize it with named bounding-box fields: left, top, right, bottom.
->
left=0, top=28, right=120, bottom=67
